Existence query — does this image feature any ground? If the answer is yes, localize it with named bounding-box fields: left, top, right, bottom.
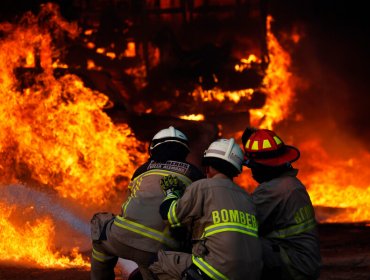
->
left=0, top=224, right=369, bottom=280
left=318, top=223, right=370, bottom=280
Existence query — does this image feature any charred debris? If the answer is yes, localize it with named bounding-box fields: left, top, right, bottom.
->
left=5, top=0, right=269, bottom=138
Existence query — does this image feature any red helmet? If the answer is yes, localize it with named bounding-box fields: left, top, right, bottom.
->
left=243, top=129, right=300, bottom=166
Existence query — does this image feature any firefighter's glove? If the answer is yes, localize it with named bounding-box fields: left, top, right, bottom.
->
left=160, top=175, right=186, bottom=200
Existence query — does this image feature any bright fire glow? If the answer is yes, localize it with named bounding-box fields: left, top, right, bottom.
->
left=235, top=54, right=261, bottom=72
left=0, top=2, right=368, bottom=272
left=124, top=42, right=136, bottom=57
left=0, top=3, right=146, bottom=268
left=179, top=114, right=205, bottom=121
left=235, top=16, right=370, bottom=224
left=192, top=86, right=255, bottom=103
left=0, top=203, right=89, bottom=268
left=249, top=15, right=295, bottom=129
left=298, top=141, right=370, bottom=223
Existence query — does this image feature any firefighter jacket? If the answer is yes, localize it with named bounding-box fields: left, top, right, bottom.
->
left=111, top=159, right=204, bottom=253
left=252, top=169, right=321, bottom=278
left=167, top=174, right=263, bottom=280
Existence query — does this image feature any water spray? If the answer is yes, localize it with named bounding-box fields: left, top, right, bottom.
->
left=0, top=183, right=138, bottom=276
left=0, top=183, right=90, bottom=236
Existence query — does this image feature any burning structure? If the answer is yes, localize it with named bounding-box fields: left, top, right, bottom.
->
left=0, top=0, right=369, bottom=277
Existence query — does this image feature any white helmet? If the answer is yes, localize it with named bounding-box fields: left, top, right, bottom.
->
left=150, top=126, right=190, bottom=153
left=204, top=138, right=243, bottom=173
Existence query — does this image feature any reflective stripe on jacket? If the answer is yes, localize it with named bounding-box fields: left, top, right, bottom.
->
left=92, top=248, right=116, bottom=263
left=252, top=169, right=321, bottom=277
left=114, top=216, right=179, bottom=249
left=168, top=175, right=263, bottom=279
left=202, top=222, right=258, bottom=238
left=110, top=160, right=203, bottom=253
left=192, top=255, right=228, bottom=280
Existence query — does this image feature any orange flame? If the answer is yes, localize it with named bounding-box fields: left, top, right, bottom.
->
left=179, top=114, right=205, bottom=121
left=0, top=202, right=89, bottom=268
left=0, top=3, right=146, bottom=268
left=298, top=141, right=370, bottom=223
left=192, top=86, right=255, bottom=103
left=249, top=15, right=295, bottom=129
left=236, top=16, right=370, bottom=224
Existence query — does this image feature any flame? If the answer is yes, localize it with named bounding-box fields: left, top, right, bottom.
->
left=187, top=16, right=294, bottom=126
left=235, top=16, right=370, bottom=224
left=297, top=141, right=370, bottom=223
left=0, top=202, right=89, bottom=268
left=0, top=2, right=368, bottom=271
left=237, top=141, right=370, bottom=224
left=235, top=54, right=261, bottom=72
left=192, top=86, right=255, bottom=103
left=179, top=114, right=205, bottom=121
left=87, top=59, right=102, bottom=70
left=84, top=29, right=93, bottom=36
left=124, top=42, right=136, bottom=57
left=96, top=47, right=105, bottom=54
left=106, top=52, right=117, bottom=59
left=0, top=3, right=146, bottom=268
left=86, top=42, right=95, bottom=49
left=249, top=15, right=295, bottom=129
left=25, top=51, right=35, bottom=67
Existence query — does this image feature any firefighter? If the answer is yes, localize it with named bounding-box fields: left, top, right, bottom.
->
left=149, top=138, right=263, bottom=280
left=90, top=126, right=204, bottom=280
left=241, top=128, right=321, bottom=280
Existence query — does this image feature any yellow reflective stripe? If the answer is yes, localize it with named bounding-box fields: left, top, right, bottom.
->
left=132, top=170, right=192, bottom=186
left=121, top=196, right=132, bottom=216
left=203, top=222, right=258, bottom=238
left=192, top=255, right=228, bottom=280
left=168, top=200, right=181, bottom=227
left=266, top=218, right=316, bottom=238
left=114, top=216, right=178, bottom=248
left=92, top=254, right=105, bottom=262
left=92, top=248, right=115, bottom=263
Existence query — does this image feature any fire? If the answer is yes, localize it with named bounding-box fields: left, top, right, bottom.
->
left=179, top=114, right=205, bottom=121
left=298, top=140, right=370, bottom=223
left=193, top=86, right=255, bottom=103
left=235, top=54, right=261, bottom=72
left=235, top=16, right=370, bottom=224
left=0, top=2, right=368, bottom=272
left=237, top=140, right=370, bottom=223
left=0, top=3, right=146, bottom=268
left=0, top=202, right=89, bottom=268
left=188, top=16, right=292, bottom=122
left=0, top=2, right=146, bottom=206
left=249, top=15, right=295, bottom=129
left=124, top=41, right=136, bottom=57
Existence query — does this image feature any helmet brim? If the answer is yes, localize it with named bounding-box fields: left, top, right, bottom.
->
left=250, top=145, right=300, bottom=166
